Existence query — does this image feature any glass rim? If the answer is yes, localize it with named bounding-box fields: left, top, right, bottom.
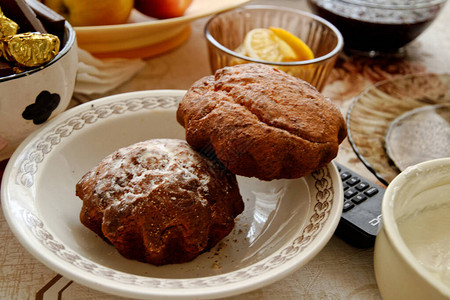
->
left=204, top=4, right=344, bottom=67
left=339, top=0, right=448, bottom=10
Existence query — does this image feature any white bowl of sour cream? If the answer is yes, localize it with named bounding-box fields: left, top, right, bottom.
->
left=374, top=158, right=450, bottom=300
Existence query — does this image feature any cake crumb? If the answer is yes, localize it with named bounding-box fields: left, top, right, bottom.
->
left=212, top=260, right=222, bottom=270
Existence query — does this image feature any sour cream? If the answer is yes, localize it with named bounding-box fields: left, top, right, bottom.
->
left=398, top=185, right=450, bottom=287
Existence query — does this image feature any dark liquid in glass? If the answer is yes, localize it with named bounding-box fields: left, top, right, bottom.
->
left=308, top=0, right=442, bottom=53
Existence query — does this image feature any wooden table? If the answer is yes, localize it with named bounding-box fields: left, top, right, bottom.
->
left=1, top=0, right=449, bottom=298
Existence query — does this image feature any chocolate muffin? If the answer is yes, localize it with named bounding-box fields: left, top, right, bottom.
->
left=76, top=139, right=244, bottom=266
left=177, top=63, right=347, bottom=180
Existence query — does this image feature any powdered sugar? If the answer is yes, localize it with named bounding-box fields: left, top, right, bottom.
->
left=90, top=139, right=212, bottom=207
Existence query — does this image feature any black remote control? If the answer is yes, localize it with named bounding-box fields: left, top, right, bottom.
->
left=334, top=162, right=385, bottom=248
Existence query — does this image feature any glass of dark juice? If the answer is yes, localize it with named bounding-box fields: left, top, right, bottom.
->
left=308, top=0, right=448, bottom=56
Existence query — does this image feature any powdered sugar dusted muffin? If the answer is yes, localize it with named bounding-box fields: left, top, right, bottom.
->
left=76, top=139, right=244, bottom=265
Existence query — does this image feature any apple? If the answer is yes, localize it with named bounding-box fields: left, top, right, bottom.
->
left=42, top=0, right=134, bottom=26
left=134, top=0, right=193, bottom=19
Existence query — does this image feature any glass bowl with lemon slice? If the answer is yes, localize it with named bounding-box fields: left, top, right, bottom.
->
left=204, top=5, right=343, bottom=91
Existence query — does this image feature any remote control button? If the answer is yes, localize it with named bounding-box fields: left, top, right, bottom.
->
left=344, top=184, right=350, bottom=191
left=341, top=172, right=352, bottom=181
left=352, top=194, right=367, bottom=204
left=344, top=188, right=358, bottom=199
left=365, top=187, right=379, bottom=197
left=355, top=181, right=370, bottom=191
left=343, top=201, right=355, bottom=212
left=347, top=177, right=360, bottom=186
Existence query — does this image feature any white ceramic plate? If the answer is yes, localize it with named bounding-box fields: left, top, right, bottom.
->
left=75, top=0, right=250, bottom=57
left=2, top=90, right=343, bottom=299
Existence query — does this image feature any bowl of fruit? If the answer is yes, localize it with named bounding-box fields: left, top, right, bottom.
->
left=0, top=0, right=78, bottom=162
left=41, top=0, right=251, bottom=58
left=204, top=5, right=343, bottom=91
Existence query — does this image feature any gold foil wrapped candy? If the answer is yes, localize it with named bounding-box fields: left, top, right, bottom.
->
left=0, top=8, right=19, bottom=38
left=2, top=32, right=60, bottom=67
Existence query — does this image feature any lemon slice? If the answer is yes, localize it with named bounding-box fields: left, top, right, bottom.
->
left=269, top=27, right=314, bottom=61
left=243, top=28, right=298, bottom=62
